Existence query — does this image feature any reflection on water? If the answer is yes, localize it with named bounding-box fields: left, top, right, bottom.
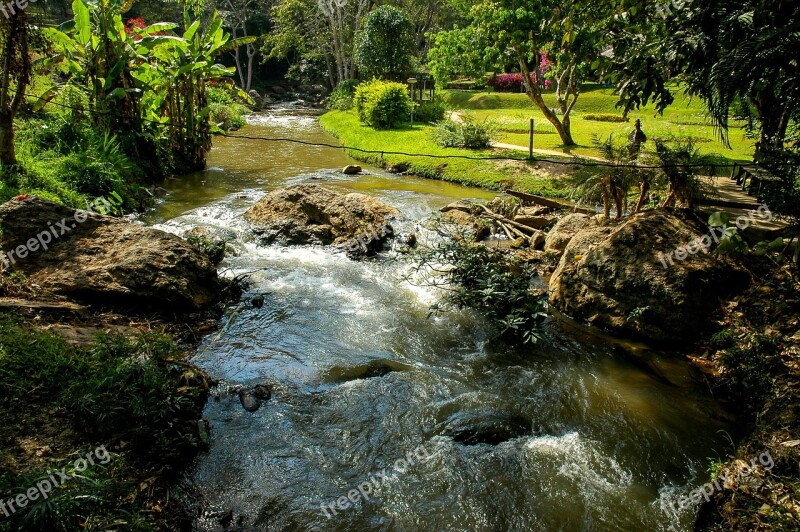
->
left=144, top=107, right=738, bottom=531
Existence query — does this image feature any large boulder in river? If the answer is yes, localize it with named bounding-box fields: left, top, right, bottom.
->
left=0, top=196, right=225, bottom=313
left=544, top=213, right=596, bottom=255
left=244, top=184, right=399, bottom=251
left=548, top=209, right=751, bottom=343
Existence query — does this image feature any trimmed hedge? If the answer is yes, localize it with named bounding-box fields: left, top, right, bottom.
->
left=354, top=79, right=413, bottom=129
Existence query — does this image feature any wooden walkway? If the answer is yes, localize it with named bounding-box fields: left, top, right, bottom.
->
left=697, top=176, right=788, bottom=241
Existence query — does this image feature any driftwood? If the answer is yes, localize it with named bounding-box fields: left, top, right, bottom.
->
left=506, top=190, right=596, bottom=215
left=476, top=204, right=536, bottom=236
left=475, top=204, right=533, bottom=240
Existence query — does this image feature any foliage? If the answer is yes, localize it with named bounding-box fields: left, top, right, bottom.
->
left=266, top=0, right=369, bottom=87
left=209, top=102, right=249, bottom=131
left=433, top=117, right=496, bottom=149
left=758, top=148, right=800, bottom=244
left=327, top=79, right=360, bottom=110
left=489, top=69, right=552, bottom=93
left=354, top=79, right=413, bottom=129
left=408, top=225, right=548, bottom=344
left=43, top=2, right=252, bottom=171
left=708, top=211, right=749, bottom=255
left=430, top=0, right=604, bottom=146
left=414, top=99, right=447, bottom=123
left=653, top=137, right=718, bottom=209
left=0, top=316, right=207, bottom=529
left=426, top=26, right=488, bottom=89
left=5, top=117, right=142, bottom=207
left=594, top=0, right=799, bottom=158
left=354, top=5, right=416, bottom=80
left=584, top=134, right=639, bottom=218
left=719, top=333, right=780, bottom=406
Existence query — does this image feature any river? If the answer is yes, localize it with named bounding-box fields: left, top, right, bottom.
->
left=142, top=105, right=738, bottom=532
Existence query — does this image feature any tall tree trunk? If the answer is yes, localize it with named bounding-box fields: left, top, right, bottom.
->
left=0, top=12, right=30, bottom=167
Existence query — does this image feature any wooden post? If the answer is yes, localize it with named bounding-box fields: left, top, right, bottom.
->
left=529, top=118, right=534, bottom=160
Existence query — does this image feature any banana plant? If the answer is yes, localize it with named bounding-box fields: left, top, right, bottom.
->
left=128, top=9, right=255, bottom=168
left=42, top=0, right=143, bottom=134
left=41, top=2, right=254, bottom=170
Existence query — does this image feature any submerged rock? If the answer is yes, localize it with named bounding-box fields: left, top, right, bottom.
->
left=244, top=184, right=399, bottom=252
left=0, top=197, right=226, bottom=314
left=549, top=209, right=751, bottom=343
left=441, top=411, right=531, bottom=446
left=324, top=359, right=414, bottom=383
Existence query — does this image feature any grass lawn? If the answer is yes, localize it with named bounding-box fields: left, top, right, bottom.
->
left=320, top=110, right=583, bottom=198
left=442, top=84, right=756, bottom=161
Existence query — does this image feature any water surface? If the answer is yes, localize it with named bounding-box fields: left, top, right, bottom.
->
left=144, top=106, right=737, bottom=532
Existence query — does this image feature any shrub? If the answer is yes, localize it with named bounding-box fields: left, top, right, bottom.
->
left=409, top=224, right=548, bottom=343
left=488, top=72, right=552, bottom=92
left=209, top=102, right=249, bottom=131
left=208, top=85, right=234, bottom=105
left=433, top=117, right=496, bottom=149
left=414, top=99, right=447, bottom=123
left=327, top=79, right=360, bottom=110
left=444, top=79, right=487, bottom=91
left=354, top=79, right=413, bottom=129
left=583, top=114, right=630, bottom=123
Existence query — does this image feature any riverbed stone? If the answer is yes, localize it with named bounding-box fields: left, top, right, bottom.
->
left=239, top=390, right=262, bottom=412
left=548, top=208, right=751, bottom=343
left=244, top=184, right=399, bottom=252
left=342, top=165, right=362, bottom=175
left=0, top=196, right=226, bottom=313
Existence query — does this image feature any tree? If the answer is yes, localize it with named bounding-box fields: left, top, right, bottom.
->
left=0, top=11, right=31, bottom=166
left=443, top=0, right=603, bottom=146
left=266, top=0, right=369, bottom=87
left=593, top=0, right=799, bottom=162
left=218, top=0, right=267, bottom=93
left=426, top=26, right=488, bottom=88
left=355, top=5, right=416, bottom=80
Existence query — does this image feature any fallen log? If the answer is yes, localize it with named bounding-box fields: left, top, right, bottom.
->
left=506, top=191, right=596, bottom=215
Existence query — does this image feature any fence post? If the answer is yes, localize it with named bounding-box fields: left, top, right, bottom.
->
left=529, top=118, right=534, bottom=160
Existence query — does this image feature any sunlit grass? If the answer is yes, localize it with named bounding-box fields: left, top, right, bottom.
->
left=320, top=110, right=580, bottom=198
left=442, top=85, right=756, bottom=160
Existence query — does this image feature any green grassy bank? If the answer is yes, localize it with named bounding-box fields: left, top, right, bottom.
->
left=443, top=85, right=756, bottom=161
left=320, top=110, right=581, bottom=198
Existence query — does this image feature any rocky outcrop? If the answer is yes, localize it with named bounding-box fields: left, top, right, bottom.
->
left=548, top=209, right=751, bottom=343
left=0, top=196, right=225, bottom=313
left=544, top=213, right=596, bottom=255
left=244, top=185, right=399, bottom=252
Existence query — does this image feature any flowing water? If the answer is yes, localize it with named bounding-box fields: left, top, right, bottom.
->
left=142, top=105, right=739, bottom=532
